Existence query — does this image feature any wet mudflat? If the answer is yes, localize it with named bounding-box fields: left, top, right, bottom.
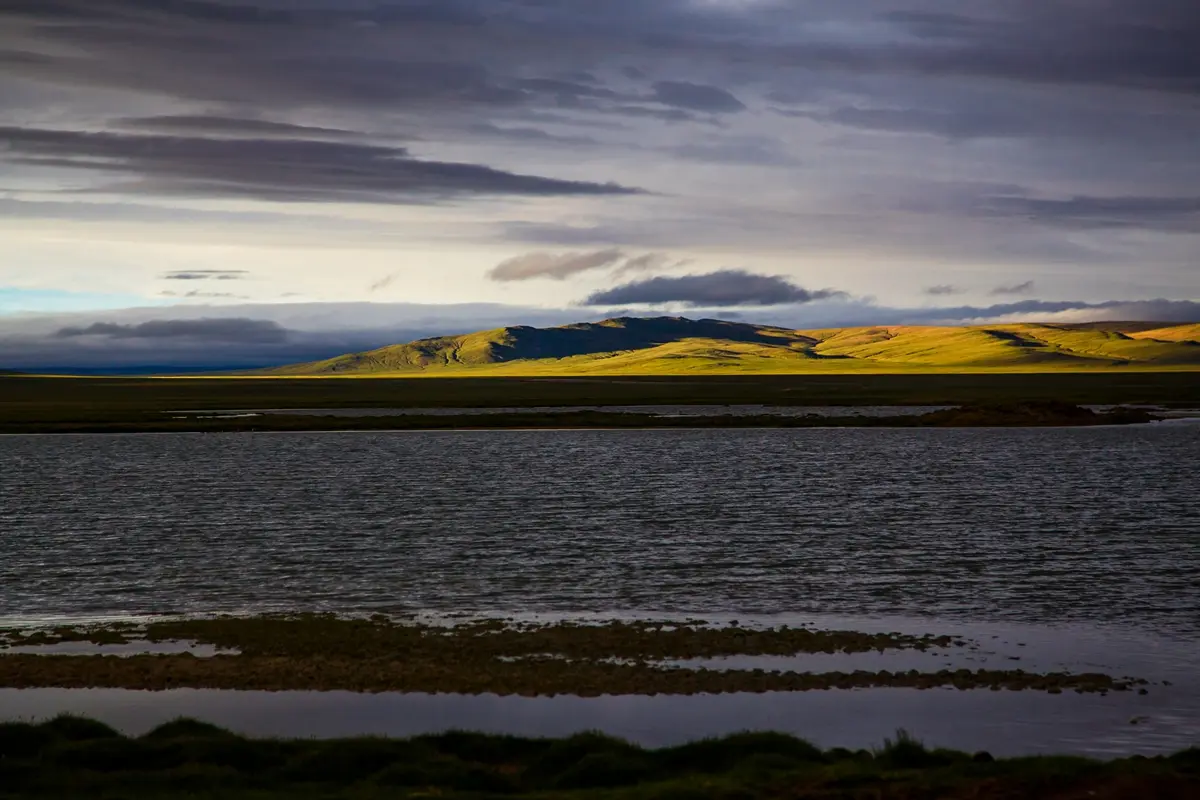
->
left=0, top=616, right=1150, bottom=695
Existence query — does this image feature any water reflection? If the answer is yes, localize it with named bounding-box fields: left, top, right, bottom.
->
left=1, top=687, right=1194, bottom=758
left=0, top=640, right=232, bottom=658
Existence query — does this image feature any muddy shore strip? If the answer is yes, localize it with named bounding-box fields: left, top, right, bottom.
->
left=0, top=615, right=1151, bottom=695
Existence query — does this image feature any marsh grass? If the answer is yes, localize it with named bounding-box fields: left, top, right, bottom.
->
left=0, top=716, right=1196, bottom=799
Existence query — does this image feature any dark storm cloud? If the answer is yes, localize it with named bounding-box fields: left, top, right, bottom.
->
left=651, top=81, right=746, bottom=113
left=488, top=249, right=626, bottom=282
left=114, top=115, right=365, bottom=139
left=0, top=126, right=641, bottom=203
left=0, top=0, right=293, bottom=25
left=584, top=270, right=846, bottom=308
left=977, top=195, right=1200, bottom=232
left=990, top=281, right=1036, bottom=296
left=2, top=0, right=1198, bottom=293
left=6, top=1, right=1199, bottom=104
left=54, top=318, right=289, bottom=343
left=870, top=2, right=1200, bottom=95
left=785, top=106, right=1032, bottom=140
left=162, top=270, right=248, bottom=281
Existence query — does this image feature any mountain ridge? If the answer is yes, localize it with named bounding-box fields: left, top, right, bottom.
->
left=258, top=316, right=1200, bottom=376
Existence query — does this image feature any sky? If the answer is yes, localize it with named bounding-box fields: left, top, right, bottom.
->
left=1, top=0, right=1198, bottom=369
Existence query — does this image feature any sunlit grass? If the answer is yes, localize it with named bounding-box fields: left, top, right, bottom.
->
left=259, top=321, right=1200, bottom=377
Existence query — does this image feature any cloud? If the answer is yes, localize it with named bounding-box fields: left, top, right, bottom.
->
left=113, top=115, right=366, bottom=139
left=487, top=250, right=691, bottom=282
left=977, top=195, right=1200, bottom=232
left=668, top=137, right=799, bottom=166
left=162, top=270, right=248, bottom=280
left=583, top=270, right=846, bottom=307
left=990, top=280, right=1036, bottom=296
left=924, top=285, right=963, bottom=296
left=53, top=318, right=288, bottom=343
left=2, top=0, right=1199, bottom=306
left=909, top=298, right=1200, bottom=325
left=651, top=81, right=746, bottom=113
left=369, top=274, right=400, bottom=293
left=159, top=290, right=248, bottom=299
left=611, top=253, right=687, bottom=278
left=0, top=126, right=642, bottom=204
left=488, top=249, right=626, bottom=281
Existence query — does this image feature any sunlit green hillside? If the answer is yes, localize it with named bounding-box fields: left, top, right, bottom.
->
left=260, top=317, right=1200, bottom=376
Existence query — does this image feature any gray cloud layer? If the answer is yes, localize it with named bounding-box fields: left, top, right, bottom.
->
left=1, top=0, right=1198, bottom=310
left=924, top=285, right=962, bottom=296
left=651, top=81, right=746, bottom=113
left=488, top=249, right=627, bottom=282
left=0, top=126, right=640, bottom=203
left=162, top=270, right=248, bottom=281
left=6, top=1, right=1197, bottom=97
left=54, top=318, right=288, bottom=343
left=584, top=270, right=847, bottom=307
left=486, top=249, right=685, bottom=282
left=991, top=280, right=1036, bottom=296
left=114, top=115, right=366, bottom=140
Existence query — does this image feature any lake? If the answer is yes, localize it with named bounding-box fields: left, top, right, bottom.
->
left=1, top=426, right=1198, bottom=754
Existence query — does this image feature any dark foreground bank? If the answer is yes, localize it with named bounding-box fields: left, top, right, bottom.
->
left=1, top=715, right=1197, bottom=799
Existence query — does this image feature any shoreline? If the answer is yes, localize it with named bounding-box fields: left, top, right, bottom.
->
left=0, top=402, right=1164, bottom=435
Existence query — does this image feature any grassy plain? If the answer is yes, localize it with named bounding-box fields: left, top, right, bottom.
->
left=2, top=372, right=1199, bottom=432
left=0, top=715, right=1196, bottom=799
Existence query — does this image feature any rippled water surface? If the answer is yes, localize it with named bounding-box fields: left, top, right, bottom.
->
left=2, top=426, right=1197, bottom=633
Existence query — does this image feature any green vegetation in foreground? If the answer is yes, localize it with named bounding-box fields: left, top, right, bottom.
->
left=260, top=317, right=1200, bottom=376
left=0, top=616, right=1149, bottom=695
left=0, top=716, right=1196, bottom=800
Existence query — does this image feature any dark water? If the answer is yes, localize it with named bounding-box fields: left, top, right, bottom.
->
left=1, top=427, right=1197, bottom=631
left=2, top=427, right=1198, bottom=754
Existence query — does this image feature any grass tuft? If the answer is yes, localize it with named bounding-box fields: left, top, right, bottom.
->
left=660, top=731, right=826, bottom=773
left=141, top=718, right=239, bottom=741
left=40, top=714, right=122, bottom=742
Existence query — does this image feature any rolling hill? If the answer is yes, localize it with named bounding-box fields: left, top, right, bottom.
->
left=260, top=317, right=1200, bottom=376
